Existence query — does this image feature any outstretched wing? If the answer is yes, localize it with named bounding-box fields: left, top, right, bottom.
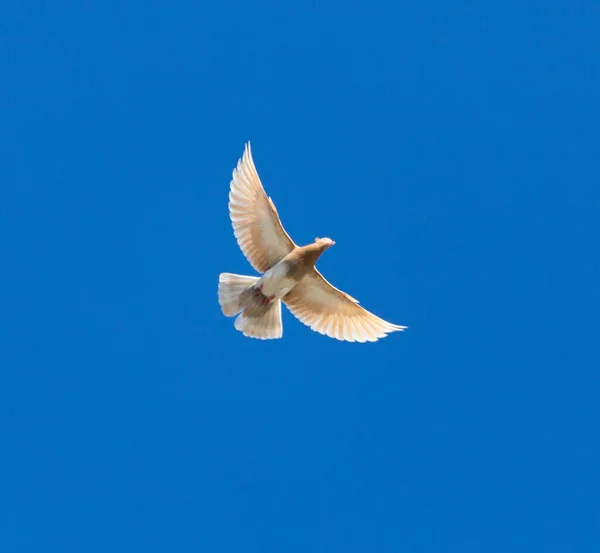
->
left=228, top=142, right=296, bottom=273
left=283, top=269, right=407, bottom=342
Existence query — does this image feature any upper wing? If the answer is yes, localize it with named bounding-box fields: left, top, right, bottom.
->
left=283, top=269, right=407, bottom=342
left=228, top=142, right=296, bottom=273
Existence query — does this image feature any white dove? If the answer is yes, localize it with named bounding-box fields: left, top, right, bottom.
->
left=218, top=143, right=407, bottom=341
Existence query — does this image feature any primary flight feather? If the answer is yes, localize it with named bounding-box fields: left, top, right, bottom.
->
left=218, top=142, right=407, bottom=342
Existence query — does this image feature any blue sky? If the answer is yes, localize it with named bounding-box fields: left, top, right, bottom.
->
left=2, top=1, right=599, bottom=551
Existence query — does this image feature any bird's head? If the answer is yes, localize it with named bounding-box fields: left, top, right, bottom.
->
left=315, top=237, right=335, bottom=250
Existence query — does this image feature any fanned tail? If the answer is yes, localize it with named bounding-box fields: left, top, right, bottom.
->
left=218, top=272, right=283, bottom=340
left=218, top=273, right=259, bottom=316
left=234, top=299, right=283, bottom=340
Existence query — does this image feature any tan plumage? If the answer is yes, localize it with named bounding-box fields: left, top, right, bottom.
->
left=229, top=143, right=296, bottom=273
left=283, top=270, right=406, bottom=342
left=218, top=142, right=407, bottom=341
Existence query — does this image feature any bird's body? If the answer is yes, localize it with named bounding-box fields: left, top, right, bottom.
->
left=218, top=143, right=407, bottom=342
left=258, top=260, right=298, bottom=300
left=258, top=242, right=330, bottom=299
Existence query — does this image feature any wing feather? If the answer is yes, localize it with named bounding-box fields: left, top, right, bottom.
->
left=283, top=269, right=407, bottom=342
left=228, top=143, right=296, bottom=273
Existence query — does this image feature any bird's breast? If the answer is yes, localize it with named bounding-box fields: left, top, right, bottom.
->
left=259, top=261, right=299, bottom=299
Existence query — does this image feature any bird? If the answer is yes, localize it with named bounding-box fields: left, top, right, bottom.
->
left=218, top=142, right=407, bottom=342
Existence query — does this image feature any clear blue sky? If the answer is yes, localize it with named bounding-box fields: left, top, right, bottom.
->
left=2, top=1, right=599, bottom=552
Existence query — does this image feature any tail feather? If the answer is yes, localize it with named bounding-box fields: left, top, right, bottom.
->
left=234, top=300, right=283, bottom=340
left=218, top=272, right=284, bottom=340
left=218, top=273, right=259, bottom=316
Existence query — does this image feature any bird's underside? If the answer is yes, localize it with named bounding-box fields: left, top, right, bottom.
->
left=217, top=142, right=407, bottom=342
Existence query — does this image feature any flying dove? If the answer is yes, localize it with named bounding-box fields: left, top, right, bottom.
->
left=218, top=143, right=407, bottom=341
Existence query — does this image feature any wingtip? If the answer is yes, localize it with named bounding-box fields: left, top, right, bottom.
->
left=241, top=141, right=254, bottom=168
